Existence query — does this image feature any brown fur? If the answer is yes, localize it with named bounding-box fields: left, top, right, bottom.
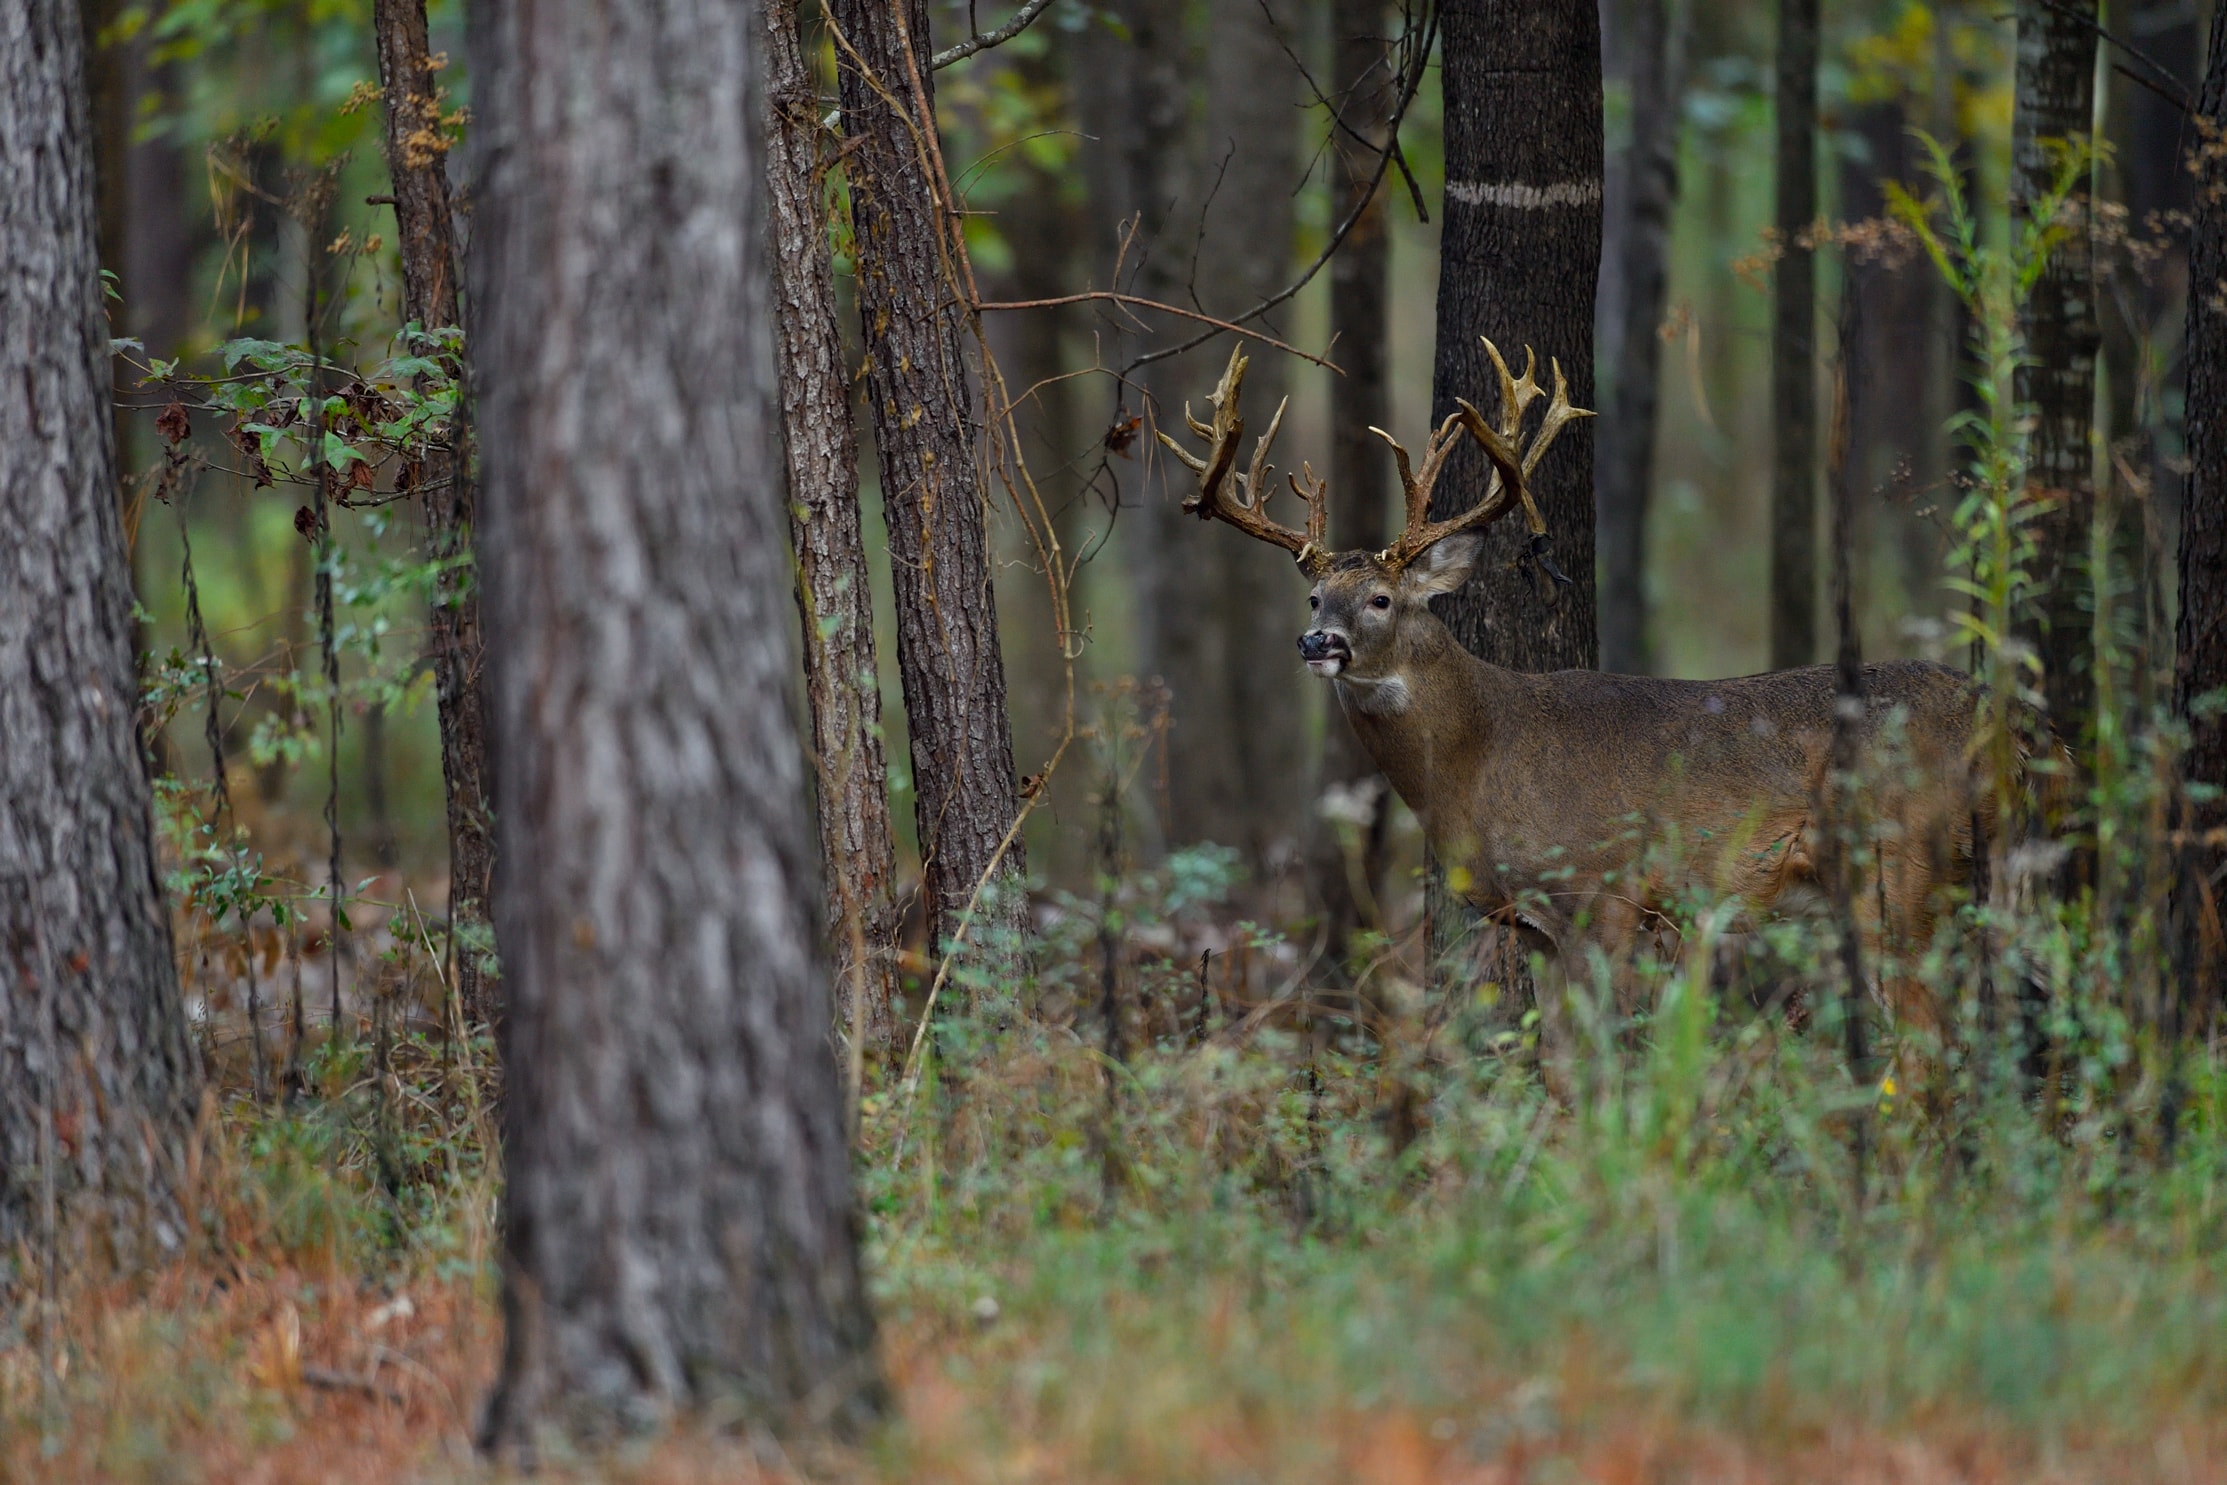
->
left=1305, top=542, right=1987, bottom=1021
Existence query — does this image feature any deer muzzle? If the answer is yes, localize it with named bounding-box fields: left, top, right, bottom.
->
left=1298, top=629, right=1351, bottom=677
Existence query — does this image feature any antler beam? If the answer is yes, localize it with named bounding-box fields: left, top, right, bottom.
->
left=1157, top=345, right=1331, bottom=574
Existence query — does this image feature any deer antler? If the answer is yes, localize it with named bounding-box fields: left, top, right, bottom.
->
left=1369, top=337, right=1594, bottom=571
left=1157, top=344, right=1331, bottom=574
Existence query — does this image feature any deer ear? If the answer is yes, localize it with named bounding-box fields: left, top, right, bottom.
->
left=1404, top=534, right=1481, bottom=597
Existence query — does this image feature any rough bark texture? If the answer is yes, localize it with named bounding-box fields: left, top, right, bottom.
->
left=372, top=0, right=498, bottom=1026
left=1596, top=0, right=1690, bottom=677
left=2011, top=0, right=2099, bottom=748
left=1428, top=0, right=1602, bottom=674
left=0, top=0, right=199, bottom=1260
left=1427, top=0, right=1601, bottom=985
left=1312, top=0, right=1397, bottom=953
left=765, top=0, right=901, bottom=1053
left=831, top=0, right=1027, bottom=955
left=2177, top=3, right=2227, bottom=1005
left=468, top=0, right=881, bottom=1443
left=1123, top=0, right=1309, bottom=869
left=1769, top=0, right=1818, bottom=671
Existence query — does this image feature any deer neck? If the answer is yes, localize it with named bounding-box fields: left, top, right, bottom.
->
left=1332, top=615, right=1507, bottom=843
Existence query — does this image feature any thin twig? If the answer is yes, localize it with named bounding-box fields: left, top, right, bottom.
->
left=930, top=0, right=1059, bottom=69
left=977, top=290, right=1342, bottom=369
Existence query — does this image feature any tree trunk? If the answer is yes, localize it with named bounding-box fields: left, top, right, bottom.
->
left=468, top=0, right=881, bottom=1444
left=2176, top=2, right=2227, bottom=1011
left=1428, top=0, right=1602, bottom=672
left=1597, top=0, right=1691, bottom=677
left=1769, top=0, right=1818, bottom=671
left=2011, top=0, right=2099, bottom=749
left=764, top=0, right=901, bottom=1054
left=1312, top=0, right=1397, bottom=954
left=0, top=0, right=199, bottom=1259
left=371, top=0, right=499, bottom=1025
left=830, top=0, right=1027, bottom=958
left=1427, top=0, right=1602, bottom=988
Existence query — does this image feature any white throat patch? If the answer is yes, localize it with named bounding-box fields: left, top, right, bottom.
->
left=1336, top=672, right=1410, bottom=716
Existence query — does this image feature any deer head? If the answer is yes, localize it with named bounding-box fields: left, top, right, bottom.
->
left=1157, top=338, right=1591, bottom=683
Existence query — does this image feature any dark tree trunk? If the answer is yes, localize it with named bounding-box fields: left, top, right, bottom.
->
left=1596, top=0, right=1691, bottom=676
left=372, top=0, right=499, bottom=1025
left=468, top=0, right=882, bottom=1444
left=1313, top=0, right=1397, bottom=953
left=764, top=0, right=901, bottom=1054
left=0, top=0, right=199, bottom=1259
left=2177, top=3, right=2227, bottom=1010
left=831, top=0, right=1027, bottom=956
left=1769, top=0, right=1818, bottom=671
left=1427, top=0, right=1601, bottom=985
left=2011, top=0, right=2099, bottom=749
left=1428, top=0, right=1602, bottom=673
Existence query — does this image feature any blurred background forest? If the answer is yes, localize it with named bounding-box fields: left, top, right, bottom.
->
left=103, top=0, right=2195, bottom=933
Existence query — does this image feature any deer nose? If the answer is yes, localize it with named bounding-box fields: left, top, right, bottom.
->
left=1298, top=630, right=1348, bottom=662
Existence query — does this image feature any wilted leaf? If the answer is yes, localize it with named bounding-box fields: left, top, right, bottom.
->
left=156, top=400, right=191, bottom=446
left=1104, top=413, right=1143, bottom=457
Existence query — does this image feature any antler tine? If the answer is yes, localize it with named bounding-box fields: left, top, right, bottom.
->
left=1481, top=338, right=1542, bottom=441
left=1288, top=461, right=1330, bottom=556
left=1519, top=357, right=1597, bottom=477
left=1156, top=343, right=1330, bottom=572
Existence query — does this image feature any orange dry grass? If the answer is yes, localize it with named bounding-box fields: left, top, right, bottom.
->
left=4, top=1277, right=2222, bottom=1485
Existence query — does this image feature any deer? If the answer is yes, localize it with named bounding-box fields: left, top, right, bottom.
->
left=1158, top=341, right=1990, bottom=1030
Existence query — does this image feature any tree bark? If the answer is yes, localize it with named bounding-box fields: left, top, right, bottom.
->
left=2011, top=0, right=2099, bottom=749
left=764, top=0, right=901, bottom=1054
left=371, top=0, right=499, bottom=1026
left=1427, top=0, right=1601, bottom=987
left=468, top=0, right=881, bottom=1444
left=1596, top=0, right=1691, bottom=677
left=2176, top=2, right=2227, bottom=1010
left=1769, top=0, right=1818, bottom=671
left=1312, top=0, right=1397, bottom=953
left=1428, top=0, right=1602, bottom=673
left=0, top=0, right=199, bottom=1259
left=830, top=0, right=1027, bottom=958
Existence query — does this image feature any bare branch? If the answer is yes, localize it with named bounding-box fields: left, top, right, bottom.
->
left=931, top=0, right=1059, bottom=70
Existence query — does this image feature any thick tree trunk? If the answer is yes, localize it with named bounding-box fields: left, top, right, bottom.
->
left=2176, top=3, right=2227, bottom=1009
left=0, top=0, right=199, bottom=1259
left=764, top=0, right=901, bottom=1053
left=1312, top=0, right=1397, bottom=953
left=371, top=0, right=499, bottom=1025
left=468, top=0, right=881, bottom=1444
left=1769, top=0, right=1818, bottom=671
left=830, top=0, right=1027, bottom=957
left=2011, top=0, right=2099, bottom=749
left=1428, top=0, right=1602, bottom=672
left=1427, top=0, right=1601, bottom=986
left=1596, top=0, right=1690, bottom=677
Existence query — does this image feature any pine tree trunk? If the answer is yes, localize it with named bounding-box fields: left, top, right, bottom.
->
left=2176, top=3, right=2227, bottom=1010
left=1312, top=0, right=1397, bottom=953
left=371, top=0, right=499, bottom=1026
left=1597, top=0, right=1690, bottom=677
left=468, top=0, right=881, bottom=1444
left=1428, top=0, right=1602, bottom=672
left=2011, top=0, right=2099, bottom=749
left=0, top=0, right=199, bottom=1259
left=1427, top=0, right=1602, bottom=987
left=764, top=0, right=901, bottom=1054
left=1769, top=0, right=1818, bottom=671
left=830, top=0, right=1027, bottom=957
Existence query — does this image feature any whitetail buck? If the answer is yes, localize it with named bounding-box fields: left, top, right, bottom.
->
left=1160, top=342, right=1989, bottom=1024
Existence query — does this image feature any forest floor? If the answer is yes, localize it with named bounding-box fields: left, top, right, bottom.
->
left=8, top=871, right=2227, bottom=1483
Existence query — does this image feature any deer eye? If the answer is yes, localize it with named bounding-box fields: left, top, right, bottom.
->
left=1370, top=594, right=1392, bottom=610
left=1308, top=594, right=1320, bottom=609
